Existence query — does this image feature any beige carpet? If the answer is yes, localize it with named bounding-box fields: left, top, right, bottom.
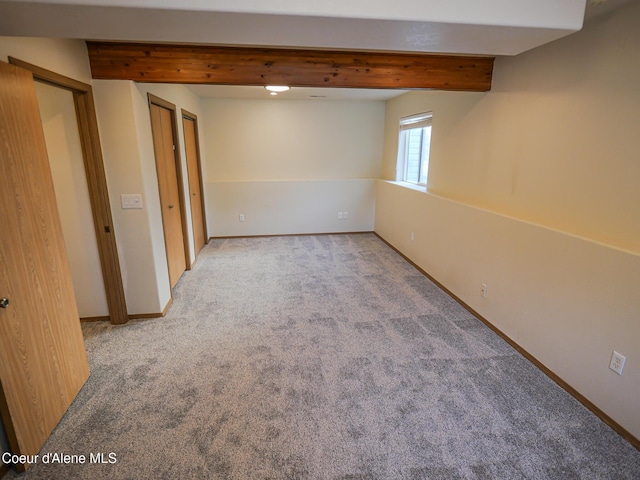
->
left=6, top=234, right=640, bottom=479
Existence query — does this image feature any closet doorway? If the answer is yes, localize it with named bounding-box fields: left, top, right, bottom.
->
left=9, top=57, right=128, bottom=325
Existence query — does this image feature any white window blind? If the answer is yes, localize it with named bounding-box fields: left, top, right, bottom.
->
left=397, top=112, right=432, bottom=186
left=399, top=112, right=432, bottom=131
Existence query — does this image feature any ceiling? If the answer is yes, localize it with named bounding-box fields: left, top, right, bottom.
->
left=1, top=0, right=633, bottom=101
left=1, top=0, right=589, bottom=56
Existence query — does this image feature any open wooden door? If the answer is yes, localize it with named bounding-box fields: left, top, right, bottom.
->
left=0, top=61, right=90, bottom=470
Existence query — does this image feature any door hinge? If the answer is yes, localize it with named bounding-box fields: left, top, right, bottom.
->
left=172, top=145, right=176, bottom=151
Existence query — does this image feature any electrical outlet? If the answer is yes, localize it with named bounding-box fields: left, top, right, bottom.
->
left=343, top=211, right=348, bottom=219
left=609, top=351, right=626, bottom=375
left=481, top=283, right=488, bottom=298
left=410, top=232, right=415, bottom=241
left=239, top=214, right=245, bottom=222
left=338, top=212, right=343, bottom=219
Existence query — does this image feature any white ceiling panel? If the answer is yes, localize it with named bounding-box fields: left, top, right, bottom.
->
left=0, top=0, right=589, bottom=56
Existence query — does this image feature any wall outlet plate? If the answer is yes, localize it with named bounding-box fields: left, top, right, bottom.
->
left=609, top=351, right=626, bottom=375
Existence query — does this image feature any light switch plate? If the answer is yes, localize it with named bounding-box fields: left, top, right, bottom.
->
left=121, top=194, right=143, bottom=209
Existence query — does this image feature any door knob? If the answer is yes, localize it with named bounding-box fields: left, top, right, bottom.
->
left=0, top=298, right=9, bottom=308
left=168, top=204, right=175, bottom=209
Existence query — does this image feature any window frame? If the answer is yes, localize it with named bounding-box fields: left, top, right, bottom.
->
left=396, top=112, right=432, bottom=188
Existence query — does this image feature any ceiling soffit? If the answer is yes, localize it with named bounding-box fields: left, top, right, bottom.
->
left=0, top=0, right=587, bottom=56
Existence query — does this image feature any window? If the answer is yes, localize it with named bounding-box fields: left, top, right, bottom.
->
left=397, top=112, right=432, bottom=186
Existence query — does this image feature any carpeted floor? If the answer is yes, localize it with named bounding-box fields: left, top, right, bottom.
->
left=6, top=234, right=640, bottom=479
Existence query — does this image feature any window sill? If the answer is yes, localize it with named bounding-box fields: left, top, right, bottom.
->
left=390, top=181, right=427, bottom=193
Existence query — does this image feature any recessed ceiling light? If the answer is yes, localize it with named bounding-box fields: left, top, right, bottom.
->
left=265, top=86, right=290, bottom=93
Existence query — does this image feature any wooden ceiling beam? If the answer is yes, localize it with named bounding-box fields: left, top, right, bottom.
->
left=87, top=42, right=494, bottom=92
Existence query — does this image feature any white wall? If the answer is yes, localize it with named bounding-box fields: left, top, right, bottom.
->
left=380, top=8, right=640, bottom=253
left=93, top=81, right=210, bottom=313
left=376, top=1, right=640, bottom=439
left=0, top=37, right=92, bottom=84
left=35, top=81, right=109, bottom=318
left=92, top=80, right=171, bottom=315
left=203, top=97, right=384, bottom=236
left=135, top=83, right=208, bottom=264
left=208, top=179, right=375, bottom=236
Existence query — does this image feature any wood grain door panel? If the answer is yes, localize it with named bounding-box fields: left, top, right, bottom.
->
left=182, top=115, right=206, bottom=256
left=0, top=61, right=90, bottom=468
left=150, top=102, right=187, bottom=289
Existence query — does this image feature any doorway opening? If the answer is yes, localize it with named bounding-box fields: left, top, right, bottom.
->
left=9, top=57, right=128, bottom=325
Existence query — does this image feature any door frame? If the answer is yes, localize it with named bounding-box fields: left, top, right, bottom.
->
left=9, top=57, right=129, bottom=325
left=181, top=109, right=208, bottom=255
left=148, top=94, right=192, bottom=282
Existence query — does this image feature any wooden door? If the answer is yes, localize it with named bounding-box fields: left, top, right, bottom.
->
left=149, top=101, right=187, bottom=289
left=0, top=61, right=90, bottom=469
left=182, top=113, right=207, bottom=257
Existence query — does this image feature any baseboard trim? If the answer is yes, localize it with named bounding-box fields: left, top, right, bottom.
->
left=374, top=232, right=640, bottom=451
left=80, top=315, right=110, bottom=323
left=127, top=313, right=162, bottom=320
left=128, top=297, right=173, bottom=321
left=79, top=300, right=174, bottom=324
left=209, top=231, right=374, bottom=240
